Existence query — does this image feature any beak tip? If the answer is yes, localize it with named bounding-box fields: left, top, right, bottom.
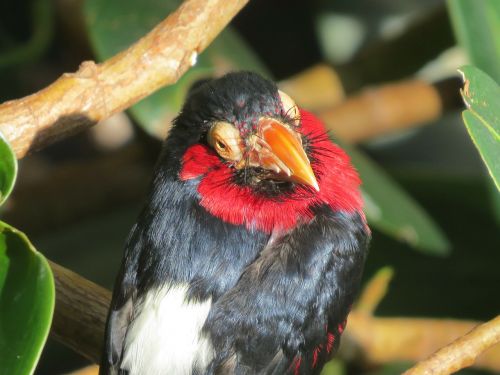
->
left=309, top=178, right=320, bottom=192
left=298, top=172, right=320, bottom=192
left=257, top=118, right=321, bottom=192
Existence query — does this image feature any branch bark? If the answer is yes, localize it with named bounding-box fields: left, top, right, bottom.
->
left=317, top=77, right=462, bottom=143
left=278, top=65, right=462, bottom=144
left=0, top=0, right=487, bottom=371
left=344, top=313, right=500, bottom=372
left=0, top=0, right=249, bottom=158
left=403, top=315, right=500, bottom=375
left=50, top=261, right=110, bottom=364
left=338, top=267, right=500, bottom=373
left=278, top=64, right=345, bottom=112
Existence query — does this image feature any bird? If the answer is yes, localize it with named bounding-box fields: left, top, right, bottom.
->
left=100, top=71, right=370, bottom=375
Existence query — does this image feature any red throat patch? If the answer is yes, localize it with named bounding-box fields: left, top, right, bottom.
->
left=179, top=110, right=364, bottom=233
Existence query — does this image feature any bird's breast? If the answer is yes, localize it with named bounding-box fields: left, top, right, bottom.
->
left=121, top=283, right=214, bottom=375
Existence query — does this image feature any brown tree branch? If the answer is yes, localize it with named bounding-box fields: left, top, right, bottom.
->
left=277, top=64, right=462, bottom=144
left=403, top=315, right=500, bottom=375
left=0, top=0, right=484, bottom=371
left=50, top=261, right=110, bottom=364
left=344, top=313, right=500, bottom=372
left=339, top=267, right=500, bottom=373
left=0, top=0, right=462, bottom=158
left=67, top=365, right=99, bottom=375
left=278, top=64, right=346, bottom=112
left=0, top=0, right=249, bottom=158
left=317, top=77, right=462, bottom=144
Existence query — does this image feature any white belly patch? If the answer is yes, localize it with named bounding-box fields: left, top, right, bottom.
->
left=121, top=283, right=214, bottom=375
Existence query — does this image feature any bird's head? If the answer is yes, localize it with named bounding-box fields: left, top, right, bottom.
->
left=166, top=72, right=364, bottom=233
left=173, top=72, right=318, bottom=193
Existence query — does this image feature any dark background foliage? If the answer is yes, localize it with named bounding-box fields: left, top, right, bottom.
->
left=0, top=0, right=498, bottom=374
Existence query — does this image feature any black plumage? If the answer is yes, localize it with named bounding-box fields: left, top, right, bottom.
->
left=100, top=72, right=370, bottom=375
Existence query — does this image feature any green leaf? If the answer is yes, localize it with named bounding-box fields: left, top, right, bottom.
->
left=320, top=359, right=345, bottom=375
left=342, top=142, right=450, bottom=255
left=0, top=133, right=18, bottom=206
left=462, top=112, right=500, bottom=190
left=84, top=0, right=270, bottom=138
left=447, top=0, right=500, bottom=82
left=0, top=222, right=55, bottom=375
left=459, top=65, right=500, bottom=190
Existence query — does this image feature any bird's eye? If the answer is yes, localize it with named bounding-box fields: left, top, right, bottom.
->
left=208, top=121, right=243, bottom=161
left=216, top=140, right=226, bottom=150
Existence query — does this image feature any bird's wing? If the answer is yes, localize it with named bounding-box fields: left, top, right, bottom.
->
left=100, top=269, right=134, bottom=374
left=100, top=227, right=142, bottom=375
left=205, top=206, right=369, bottom=374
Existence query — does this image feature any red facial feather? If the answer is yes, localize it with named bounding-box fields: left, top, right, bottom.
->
left=179, top=110, right=364, bottom=234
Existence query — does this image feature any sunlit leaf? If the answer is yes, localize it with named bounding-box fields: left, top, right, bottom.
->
left=341, top=142, right=450, bottom=255
left=0, top=134, right=17, bottom=206
left=85, top=0, right=270, bottom=138
left=0, top=222, right=55, bottom=375
left=459, top=66, right=500, bottom=190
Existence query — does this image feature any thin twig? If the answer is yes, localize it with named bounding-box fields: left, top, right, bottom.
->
left=0, top=0, right=249, bottom=158
left=354, top=266, right=394, bottom=316
left=343, top=313, right=500, bottom=372
left=338, top=269, right=500, bottom=373
left=403, top=315, right=500, bottom=375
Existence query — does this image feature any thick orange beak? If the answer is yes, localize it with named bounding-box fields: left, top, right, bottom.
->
left=251, top=118, right=319, bottom=191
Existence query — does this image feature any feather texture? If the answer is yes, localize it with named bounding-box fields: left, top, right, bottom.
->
left=100, top=72, right=370, bottom=375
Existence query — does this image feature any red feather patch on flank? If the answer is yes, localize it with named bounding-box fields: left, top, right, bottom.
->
left=312, top=345, right=322, bottom=368
left=293, top=356, right=302, bottom=375
left=326, top=332, right=335, bottom=354
left=179, top=110, right=364, bottom=233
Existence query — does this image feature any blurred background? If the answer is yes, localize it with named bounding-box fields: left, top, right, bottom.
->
left=0, top=0, right=499, bottom=374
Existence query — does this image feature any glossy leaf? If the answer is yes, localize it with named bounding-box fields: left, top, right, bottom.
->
left=447, top=0, right=500, bottom=82
left=341, top=142, right=450, bottom=255
left=85, top=0, right=270, bottom=138
left=459, top=66, right=500, bottom=190
left=0, top=134, right=17, bottom=206
left=0, top=222, right=55, bottom=375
